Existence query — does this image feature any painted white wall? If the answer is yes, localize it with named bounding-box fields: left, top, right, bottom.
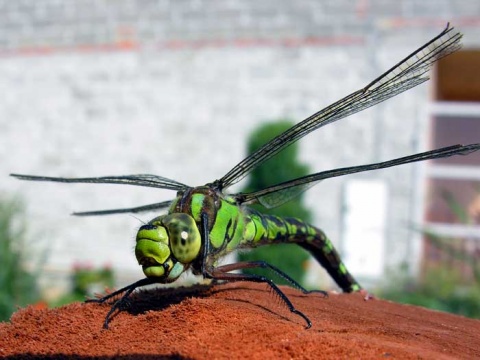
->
left=1, top=2, right=479, bottom=295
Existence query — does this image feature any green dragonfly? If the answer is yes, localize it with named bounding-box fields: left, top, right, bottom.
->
left=11, top=24, right=480, bottom=329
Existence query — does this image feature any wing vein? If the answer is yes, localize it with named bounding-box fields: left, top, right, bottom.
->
left=218, top=24, right=462, bottom=190
left=237, top=143, right=480, bottom=206
left=10, top=173, right=189, bottom=191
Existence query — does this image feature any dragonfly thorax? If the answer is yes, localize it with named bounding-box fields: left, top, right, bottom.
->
left=135, top=213, right=201, bottom=282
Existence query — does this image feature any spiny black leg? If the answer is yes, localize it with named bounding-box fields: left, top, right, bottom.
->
left=200, top=212, right=210, bottom=276
left=86, top=277, right=156, bottom=304
left=100, top=285, right=136, bottom=329
left=86, top=277, right=157, bottom=329
left=206, top=269, right=313, bottom=329
left=219, top=260, right=328, bottom=298
left=199, top=213, right=315, bottom=328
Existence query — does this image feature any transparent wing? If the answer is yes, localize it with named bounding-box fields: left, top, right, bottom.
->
left=10, top=173, right=189, bottom=191
left=73, top=200, right=173, bottom=216
left=252, top=181, right=320, bottom=209
left=235, top=144, right=480, bottom=206
left=218, top=24, right=462, bottom=190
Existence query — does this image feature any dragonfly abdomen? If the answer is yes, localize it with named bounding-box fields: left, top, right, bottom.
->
left=241, top=211, right=361, bottom=293
left=241, top=212, right=317, bottom=246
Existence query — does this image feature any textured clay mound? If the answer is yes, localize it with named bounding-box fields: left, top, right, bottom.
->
left=0, top=282, right=479, bottom=359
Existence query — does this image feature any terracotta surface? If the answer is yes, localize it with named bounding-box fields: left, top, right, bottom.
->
left=0, top=282, right=479, bottom=359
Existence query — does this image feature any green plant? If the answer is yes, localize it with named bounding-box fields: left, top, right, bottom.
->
left=51, top=263, right=115, bottom=307
left=0, top=198, right=41, bottom=321
left=238, top=120, right=312, bottom=286
left=381, top=186, right=480, bottom=318
left=380, top=265, right=480, bottom=318
left=418, top=188, right=479, bottom=287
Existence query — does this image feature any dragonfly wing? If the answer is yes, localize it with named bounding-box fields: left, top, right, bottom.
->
left=218, top=24, right=462, bottom=190
left=254, top=181, right=320, bottom=209
left=73, top=200, right=173, bottom=216
left=10, top=173, right=189, bottom=191
left=235, top=143, right=480, bottom=206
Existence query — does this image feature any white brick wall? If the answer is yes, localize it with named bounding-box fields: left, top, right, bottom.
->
left=1, top=1, right=479, bottom=294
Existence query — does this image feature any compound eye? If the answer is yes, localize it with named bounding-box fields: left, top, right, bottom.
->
left=162, top=213, right=201, bottom=264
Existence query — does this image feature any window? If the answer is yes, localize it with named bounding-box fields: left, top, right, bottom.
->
left=423, top=50, right=480, bottom=282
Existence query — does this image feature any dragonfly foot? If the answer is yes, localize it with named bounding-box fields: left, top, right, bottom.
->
left=359, top=289, right=375, bottom=301
left=293, top=309, right=312, bottom=329
left=304, top=289, right=328, bottom=298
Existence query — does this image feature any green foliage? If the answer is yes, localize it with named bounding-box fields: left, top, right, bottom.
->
left=380, top=266, right=480, bottom=319
left=424, top=189, right=480, bottom=284
left=441, top=190, right=470, bottom=224
left=238, top=120, right=312, bottom=286
left=0, top=198, right=40, bottom=321
left=422, top=229, right=480, bottom=284
left=381, top=187, right=480, bottom=319
left=51, top=264, right=115, bottom=307
left=241, top=120, right=312, bottom=222
left=71, top=264, right=114, bottom=297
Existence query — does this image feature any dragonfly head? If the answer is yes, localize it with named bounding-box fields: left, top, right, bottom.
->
left=135, top=213, right=201, bottom=282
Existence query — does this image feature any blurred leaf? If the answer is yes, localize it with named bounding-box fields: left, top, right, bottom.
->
left=0, top=197, right=41, bottom=321
left=441, top=190, right=469, bottom=224
left=239, top=120, right=312, bottom=286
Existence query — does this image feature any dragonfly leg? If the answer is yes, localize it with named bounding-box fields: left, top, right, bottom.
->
left=205, top=264, right=313, bottom=329
left=200, top=212, right=210, bottom=276
left=86, top=277, right=157, bottom=329
left=215, top=260, right=328, bottom=298
left=199, top=212, right=316, bottom=329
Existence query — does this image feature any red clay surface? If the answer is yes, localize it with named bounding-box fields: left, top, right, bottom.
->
left=0, top=282, right=479, bottom=359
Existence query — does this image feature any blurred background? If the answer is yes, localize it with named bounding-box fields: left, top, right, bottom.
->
left=1, top=1, right=480, bottom=319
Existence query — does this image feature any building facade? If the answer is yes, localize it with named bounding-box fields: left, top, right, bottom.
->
left=1, top=1, right=479, bottom=295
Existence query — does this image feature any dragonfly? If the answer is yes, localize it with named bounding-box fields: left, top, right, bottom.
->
left=11, top=24, right=480, bottom=329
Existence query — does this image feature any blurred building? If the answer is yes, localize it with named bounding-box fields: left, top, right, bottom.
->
left=1, top=1, right=479, bottom=296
